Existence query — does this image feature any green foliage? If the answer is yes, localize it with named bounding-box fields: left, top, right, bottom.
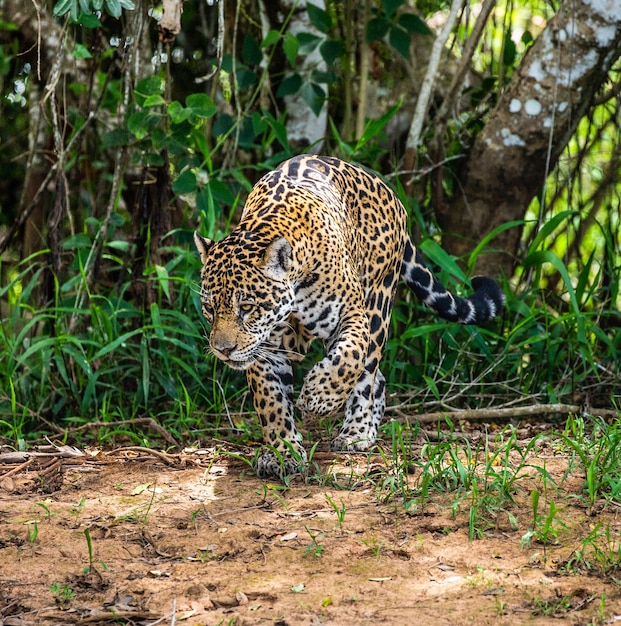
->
left=0, top=240, right=245, bottom=445
left=367, top=0, right=432, bottom=58
left=0, top=0, right=620, bottom=454
left=50, top=582, right=76, bottom=607
left=53, top=0, right=135, bottom=21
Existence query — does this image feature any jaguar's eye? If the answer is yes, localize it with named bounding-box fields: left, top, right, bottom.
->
left=202, top=304, right=214, bottom=322
left=239, top=302, right=254, bottom=318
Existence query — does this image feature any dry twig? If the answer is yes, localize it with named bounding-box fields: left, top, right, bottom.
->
left=393, top=403, right=619, bottom=424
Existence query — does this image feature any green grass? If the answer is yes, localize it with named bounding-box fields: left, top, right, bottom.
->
left=1, top=219, right=620, bottom=456
left=0, top=238, right=251, bottom=448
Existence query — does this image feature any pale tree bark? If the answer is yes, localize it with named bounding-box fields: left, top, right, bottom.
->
left=435, top=0, right=621, bottom=277
left=278, top=0, right=328, bottom=149
left=402, top=0, right=464, bottom=193
left=159, top=0, right=184, bottom=43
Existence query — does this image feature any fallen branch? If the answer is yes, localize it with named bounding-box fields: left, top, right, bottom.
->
left=64, top=417, right=179, bottom=447
left=0, top=445, right=84, bottom=465
left=392, top=403, right=620, bottom=424
left=109, top=446, right=180, bottom=467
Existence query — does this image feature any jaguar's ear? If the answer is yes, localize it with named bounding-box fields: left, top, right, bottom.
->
left=261, top=236, right=292, bottom=279
left=194, top=232, right=213, bottom=265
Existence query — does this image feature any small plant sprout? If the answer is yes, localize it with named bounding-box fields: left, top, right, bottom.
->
left=84, top=527, right=95, bottom=574
left=26, top=520, right=38, bottom=544
left=324, top=493, right=347, bottom=529
left=361, top=535, right=384, bottom=558
left=50, top=582, right=76, bottom=607
left=69, top=497, right=86, bottom=519
left=520, top=490, right=567, bottom=561
left=303, top=525, right=325, bottom=559
left=190, top=507, right=202, bottom=527
left=83, top=527, right=108, bottom=575
left=257, top=482, right=290, bottom=511
left=36, top=500, right=55, bottom=521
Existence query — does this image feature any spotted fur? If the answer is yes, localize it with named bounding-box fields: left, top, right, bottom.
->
left=194, top=155, right=504, bottom=478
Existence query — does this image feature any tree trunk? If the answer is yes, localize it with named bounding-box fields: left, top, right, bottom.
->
left=435, top=0, right=621, bottom=277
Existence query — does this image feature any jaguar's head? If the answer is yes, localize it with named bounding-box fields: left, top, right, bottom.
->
left=194, top=231, right=295, bottom=370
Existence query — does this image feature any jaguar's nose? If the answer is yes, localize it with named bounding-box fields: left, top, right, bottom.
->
left=211, top=335, right=238, bottom=359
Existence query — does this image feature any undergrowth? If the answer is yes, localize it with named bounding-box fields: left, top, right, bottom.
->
left=1, top=206, right=620, bottom=450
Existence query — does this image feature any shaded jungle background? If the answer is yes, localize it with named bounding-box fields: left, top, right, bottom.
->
left=0, top=0, right=620, bottom=447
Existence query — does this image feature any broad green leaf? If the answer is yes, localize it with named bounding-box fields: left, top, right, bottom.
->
left=261, top=29, right=281, bottom=48
left=242, top=33, right=262, bottom=66
left=398, top=13, right=432, bottom=36
left=252, top=112, right=267, bottom=136
left=104, top=0, right=121, bottom=17
left=310, top=69, right=338, bottom=84
left=283, top=32, right=299, bottom=68
left=276, top=73, right=303, bottom=97
left=319, top=39, right=343, bottom=65
left=384, top=0, right=404, bottom=18
left=143, top=94, right=166, bottom=107
left=186, top=93, right=217, bottom=119
left=167, top=100, right=189, bottom=124
left=296, top=32, right=321, bottom=54
left=212, top=112, right=234, bottom=138
left=366, top=17, right=389, bottom=43
left=503, top=31, right=517, bottom=67
left=307, top=2, right=331, bottom=33
left=78, top=0, right=90, bottom=17
left=62, top=234, right=92, bottom=250
left=53, top=0, right=75, bottom=16
left=522, top=30, right=534, bottom=46
left=173, top=169, right=197, bottom=194
left=389, top=25, right=410, bottom=58
left=102, top=128, right=131, bottom=149
left=264, top=113, right=289, bottom=148
left=135, top=75, right=163, bottom=107
left=79, top=13, right=102, bottom=28
left=127, top=111, right=154, bottom=139
left=237, top=68, right=257, bottom=90
left=106, top=240, right=130, bottom=252
left=72, top=43, right=92, bottom=59
left=300, top=82, right=325, bottom=116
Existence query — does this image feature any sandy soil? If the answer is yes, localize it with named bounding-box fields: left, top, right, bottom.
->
left=1, top=438, right=620, bottom=625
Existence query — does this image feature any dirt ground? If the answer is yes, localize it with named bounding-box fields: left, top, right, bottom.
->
left=1, top=436, right=620, bottom=626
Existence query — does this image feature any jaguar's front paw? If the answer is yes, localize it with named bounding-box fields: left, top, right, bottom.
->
left=297, top=361, right=347, bottom=419
left=254, top=446, right=308, bottom=480
left=330, top=433, right=376, bottom=453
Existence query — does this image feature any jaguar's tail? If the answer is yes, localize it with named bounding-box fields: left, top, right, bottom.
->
left=401, top=240, right=504, bottom=325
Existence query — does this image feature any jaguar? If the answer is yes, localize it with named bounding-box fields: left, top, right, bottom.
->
left=194, top=155, right=504, bottom=478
